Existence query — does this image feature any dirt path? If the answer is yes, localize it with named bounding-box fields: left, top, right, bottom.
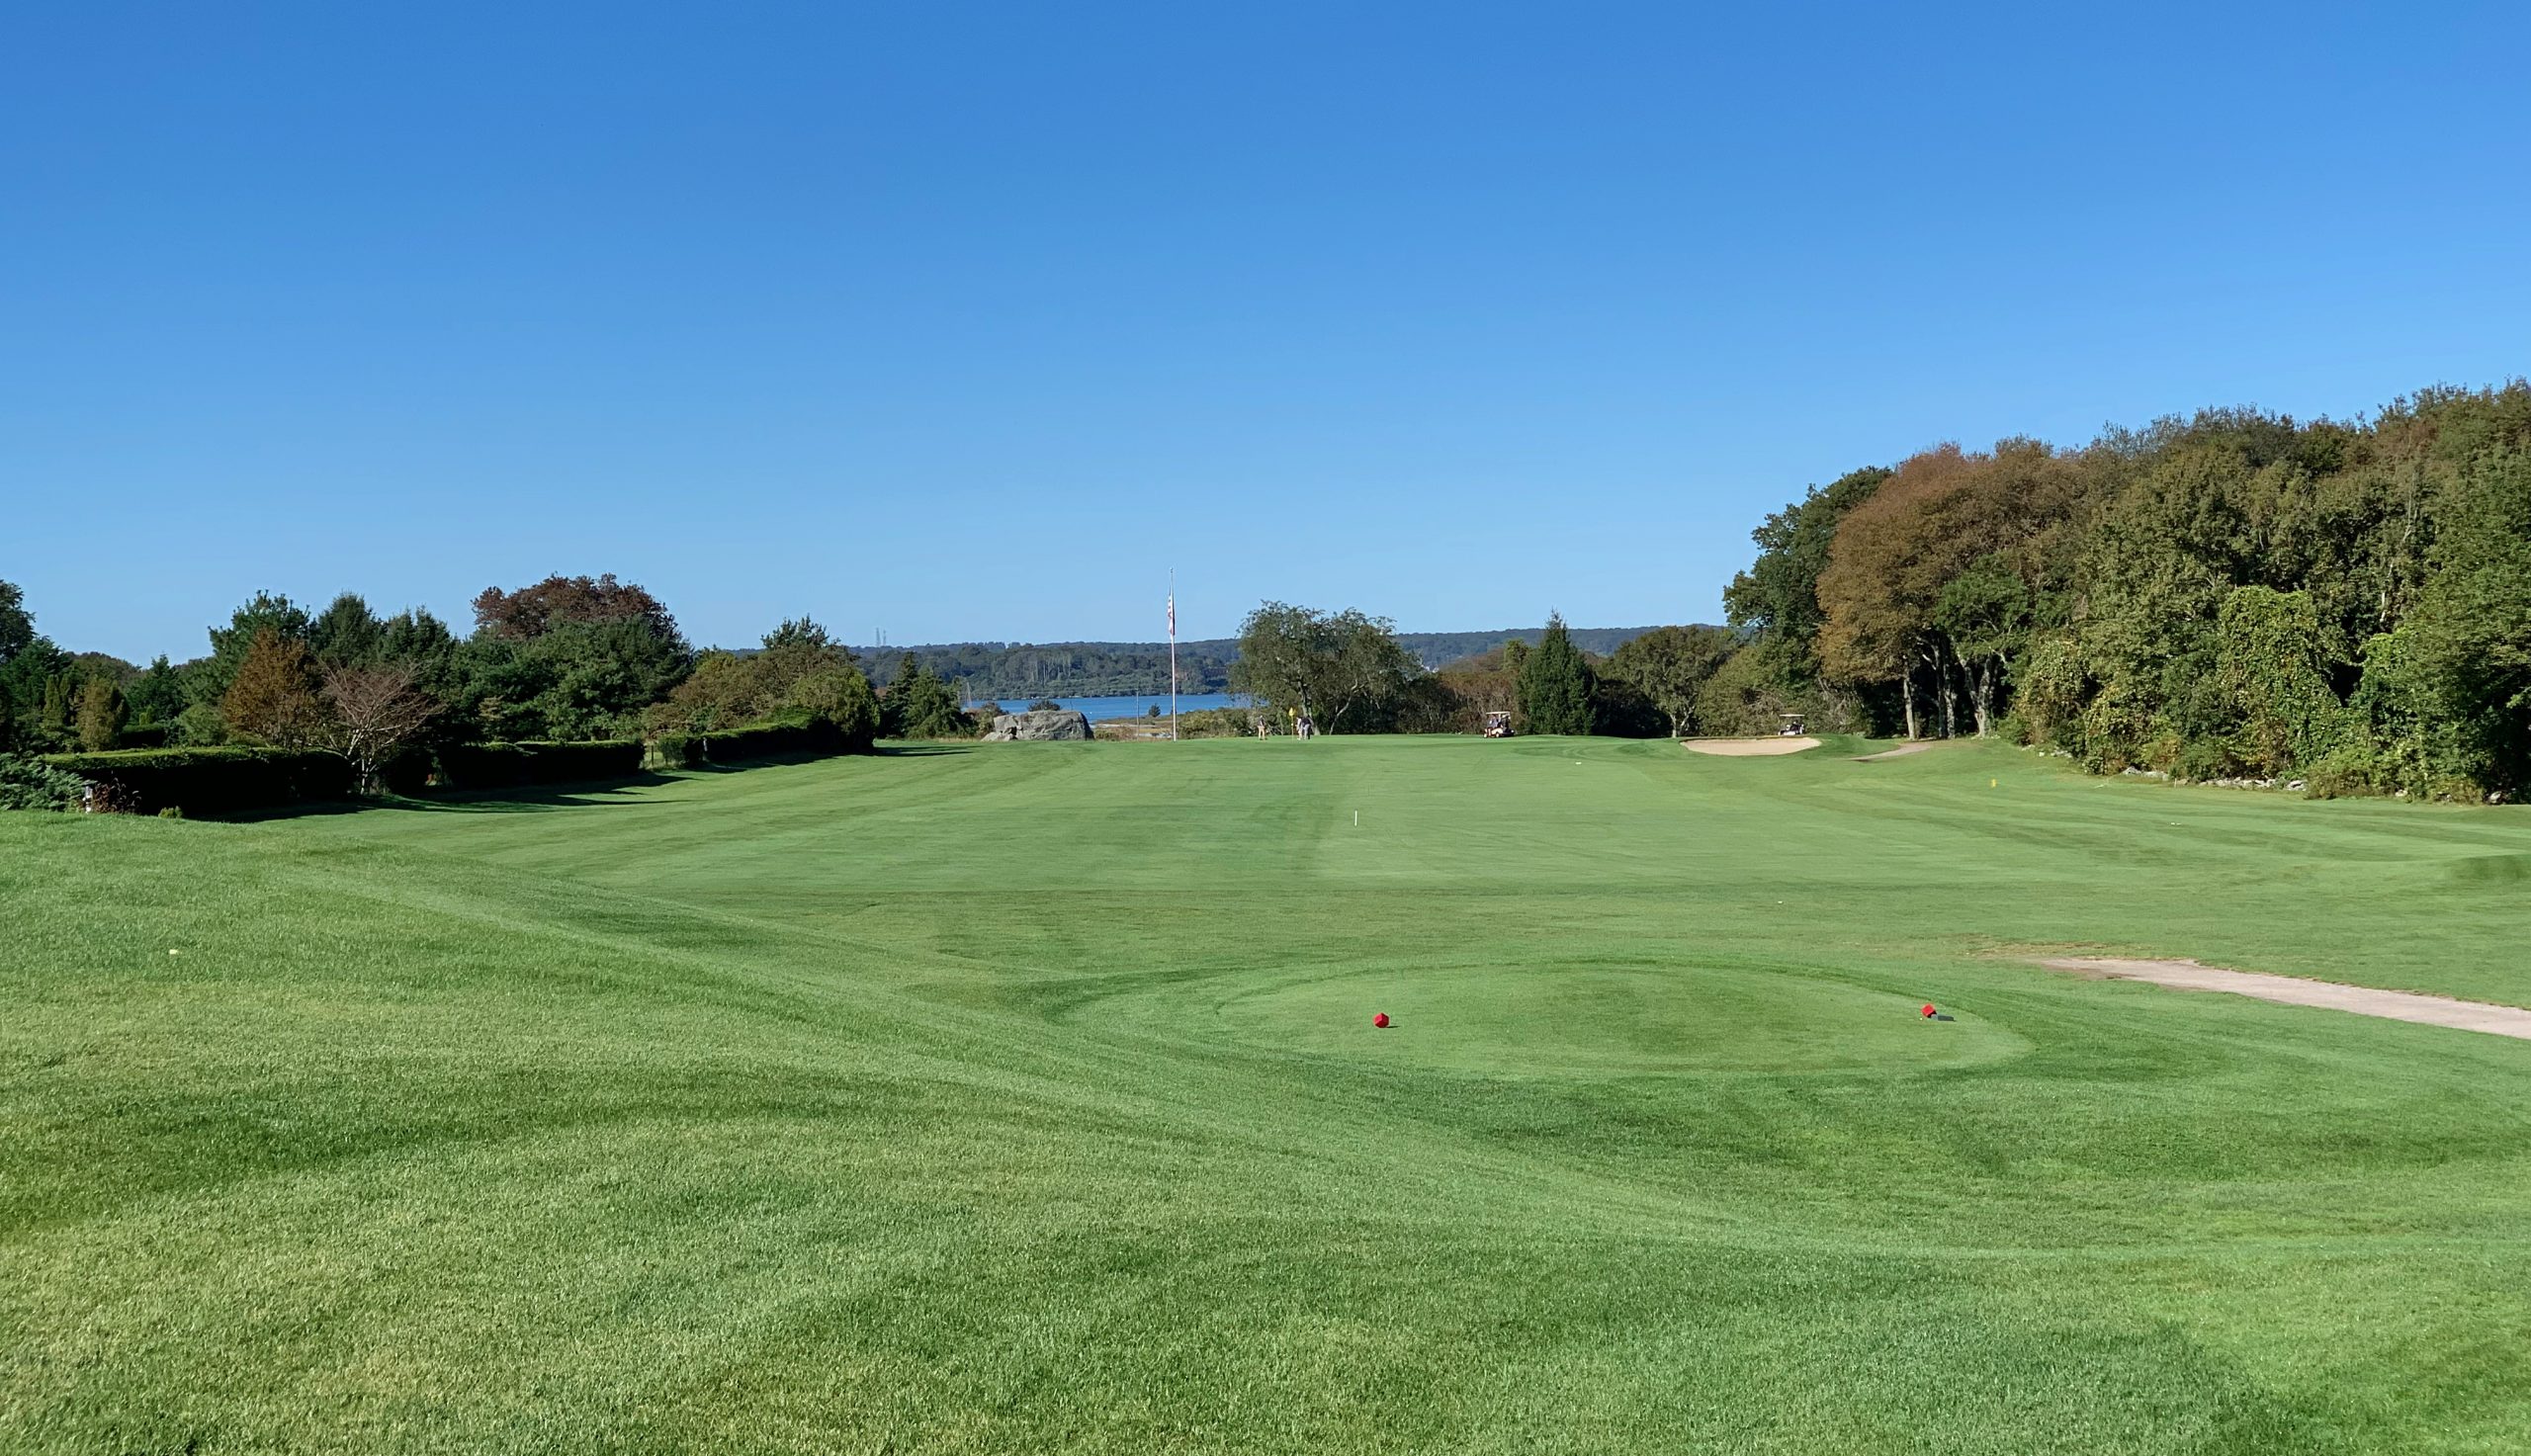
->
left=2035, top=957, right=2531, bottom=1041
left=1853, top=741, right=1937, bottom=762
left=1681, top=736, right=1820, bottom=757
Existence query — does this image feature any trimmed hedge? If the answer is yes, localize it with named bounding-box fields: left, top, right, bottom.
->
left=434, top=739, right=644, bottom=790
left=697, top=716, right=847, bottom=763
left=43, top=747, right=356, bottom=816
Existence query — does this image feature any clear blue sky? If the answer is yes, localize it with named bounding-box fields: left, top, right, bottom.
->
left=8, top=2, right=2527, bottom=662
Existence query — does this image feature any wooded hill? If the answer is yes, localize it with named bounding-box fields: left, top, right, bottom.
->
left=853, top=627, right=1663, bottom=698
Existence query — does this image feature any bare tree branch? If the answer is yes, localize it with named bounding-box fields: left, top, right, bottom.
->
left=320, top=663, right=438, bottom=795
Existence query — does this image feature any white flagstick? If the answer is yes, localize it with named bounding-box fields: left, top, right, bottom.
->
left=1168, top=569, right=1178, bottom=741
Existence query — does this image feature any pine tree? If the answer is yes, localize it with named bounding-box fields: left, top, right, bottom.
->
left=39, top=672, right=73, bottom=743
left=892, top=663, right=970, bottom=738
left=1517, top=614, right=1596, bottom=735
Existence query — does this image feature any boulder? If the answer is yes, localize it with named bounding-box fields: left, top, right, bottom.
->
left=982, top=709, right=1093, bottom=742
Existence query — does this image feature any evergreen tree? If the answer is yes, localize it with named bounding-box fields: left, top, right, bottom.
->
left=0, top=579, right=33, bottom=666
left=307, top=592, right=387, bottom=668
left=1517, top=614, right=1595, bottom=734
left=127, top=656, right=187, bottom=727
left=889, top=661, right=971, bottom=738
left=74, top=676, right=127, bottom=752
left=39, top=672, right=74, bottom=745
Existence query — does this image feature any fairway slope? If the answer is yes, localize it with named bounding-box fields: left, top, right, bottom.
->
left=8, top=736, right=2531, bottom=1454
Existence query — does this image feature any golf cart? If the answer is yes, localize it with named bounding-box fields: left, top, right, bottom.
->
left=1483, top=711, right=1514, bottom=738
left=1778, top=713, right=1807, bottom=737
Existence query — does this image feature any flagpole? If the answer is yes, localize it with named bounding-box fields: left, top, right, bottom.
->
left=1168, top=569, right=1178, bottom=741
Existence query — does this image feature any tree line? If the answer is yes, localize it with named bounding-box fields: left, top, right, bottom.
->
left=859, top=626, right=1661, bottom=701
left=18, top=378, right=2520, bottom=803
left=0, top=573, right=984, bottom=801
left=1714, top=381, right=2531, bottom=800
left=1222, top=603, right=1735, bottom=738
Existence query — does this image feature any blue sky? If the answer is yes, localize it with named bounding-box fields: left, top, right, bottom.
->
left=7, top=2, right=2527, bottom=661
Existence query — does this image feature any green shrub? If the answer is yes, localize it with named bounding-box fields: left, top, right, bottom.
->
left=2172, top=736, right=2244, bottom=783
left=1174, top=707, right=1266, bottom=738
left=0, top=753, right=88, bottom=811
left=2213, top=587, right=2342, bottom=777
left=434, top=739, right=644, bottom=790
left=698, top=711, right=845, bottom=763
left=2010, top=635, right=2087, bottom=750
left=644, top=732, right=702, bottom=771
left=41, top=746, right=356, bottom=815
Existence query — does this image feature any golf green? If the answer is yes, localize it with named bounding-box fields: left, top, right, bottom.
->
left=6, top=734, right=2530, bottom=1453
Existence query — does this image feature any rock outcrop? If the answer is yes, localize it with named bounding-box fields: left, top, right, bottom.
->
left=982, top=709, right=1093, bottom=742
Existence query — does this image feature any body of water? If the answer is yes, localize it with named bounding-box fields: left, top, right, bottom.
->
left=967, top=692, right=1250, bottom=723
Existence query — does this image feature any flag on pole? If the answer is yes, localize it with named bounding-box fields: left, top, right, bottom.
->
left=1167, top=593, right=1175, bottom=638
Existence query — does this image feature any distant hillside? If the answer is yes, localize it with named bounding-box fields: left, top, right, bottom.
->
left=854, top=626, right=1675, bottom=699
left=1395, top=627, right=1663, bottom=669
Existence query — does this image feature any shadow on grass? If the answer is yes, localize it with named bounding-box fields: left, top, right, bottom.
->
left=216, top=778, right=677, bottom=819
left=209, top=747, right=923, bottom=820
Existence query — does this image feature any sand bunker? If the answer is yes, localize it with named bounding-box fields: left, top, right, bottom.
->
left=1681, top=736, right=1821, bottom=757
left=2035, top=957, right=2531, bottom=1041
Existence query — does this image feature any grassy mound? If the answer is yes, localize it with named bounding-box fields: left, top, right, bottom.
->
left=6, top=735, right=2530, bottom=1452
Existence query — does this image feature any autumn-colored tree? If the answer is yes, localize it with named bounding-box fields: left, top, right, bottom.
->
left=220, top=628, right=329, bottom=746
left=1818, top=442, right=2085, bottom=737
left=198, top=592, right=312, bottom=707
left=471, top=573, right=684, bottom=646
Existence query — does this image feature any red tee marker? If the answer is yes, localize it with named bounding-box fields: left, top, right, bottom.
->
left=1921, top=1003, right=1937, bottom=1018
left=1372, top=1012, right=1390, bottom=1029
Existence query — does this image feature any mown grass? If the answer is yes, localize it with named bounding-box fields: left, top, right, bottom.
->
left=6, top=734, right=2531, bottom=1453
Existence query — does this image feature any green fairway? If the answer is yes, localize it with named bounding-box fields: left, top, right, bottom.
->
left=7, top=735, right=2531, bottom=1453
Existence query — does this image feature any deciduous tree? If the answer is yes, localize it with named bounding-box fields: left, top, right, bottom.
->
left=1605, top=625, right=1736, bottom=736
left=320, top=662, right=439, bottom=794
left=472, top=573, right=685, bottom=650
left=220, top=629, right=329, bottom=747
left=1231, top=602, right=1420, bottom=733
